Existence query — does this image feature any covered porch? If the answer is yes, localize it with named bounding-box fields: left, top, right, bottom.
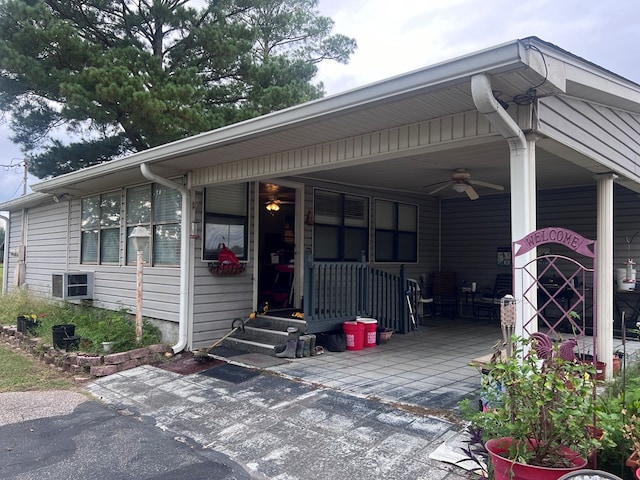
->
left=263, top=317, right=640, bottom=412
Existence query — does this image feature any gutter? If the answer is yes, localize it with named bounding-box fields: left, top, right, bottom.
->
left=471, top=73, right=527, bottom=152
left=140, top=163, right=190, bottom=354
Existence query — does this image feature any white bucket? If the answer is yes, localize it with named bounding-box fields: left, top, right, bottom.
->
left=616, top=267, right=636, bottom=291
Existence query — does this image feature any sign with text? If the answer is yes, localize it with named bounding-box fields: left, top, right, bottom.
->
left=514, top=227, right=595, bottom=258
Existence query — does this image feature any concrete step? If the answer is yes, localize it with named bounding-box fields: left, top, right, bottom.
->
left=250, top=314, right=307, bottom=332
left=220, top=337, right=277, bottom=356
left=218, top=313, right=306, bottom=356
left=232, top=325, right=291, bottom=346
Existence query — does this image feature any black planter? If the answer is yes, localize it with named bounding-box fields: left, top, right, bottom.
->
left=52, top=324, right=76, bottom=349
left=16, top=316, right=26, bottom=333
left=17, top=316, right=38, bottom=335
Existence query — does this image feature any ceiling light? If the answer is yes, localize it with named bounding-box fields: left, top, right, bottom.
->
left=452, top=183, right=468, bottom=193
left=266, top=201, right=280, bottom=212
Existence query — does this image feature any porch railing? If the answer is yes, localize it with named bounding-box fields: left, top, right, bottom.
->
left=302, top=249, right=411, bottom=334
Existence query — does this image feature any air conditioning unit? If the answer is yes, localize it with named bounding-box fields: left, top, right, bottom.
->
left=52, top=272, right=94, bottom=300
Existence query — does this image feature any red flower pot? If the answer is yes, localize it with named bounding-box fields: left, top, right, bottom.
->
left=486, top=437, right=588, bottom=480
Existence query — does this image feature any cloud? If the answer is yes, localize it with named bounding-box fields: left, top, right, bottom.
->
left=316, top=0, right=640, bottom=94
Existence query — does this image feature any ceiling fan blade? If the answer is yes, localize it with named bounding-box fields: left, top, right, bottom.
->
left=427, top=183, right=451, bottom=195
left=469, top=179, right=504, bottom=191
left=466, top=185, right=479, bottom=200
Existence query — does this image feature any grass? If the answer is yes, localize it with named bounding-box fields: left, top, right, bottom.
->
left=0, top=344, right=74, bottom=392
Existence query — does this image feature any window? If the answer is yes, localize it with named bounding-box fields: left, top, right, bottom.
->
left=374, top=200, right=417, bottom=262
left=81, top=191, right=121, bottom=264
left=313, top=190, right=368, bottom=261
left=203, top=184, right=248, bottom=261
left=126, top=183, right=182, bottom=266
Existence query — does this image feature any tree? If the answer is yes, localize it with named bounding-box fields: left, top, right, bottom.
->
left=0, top=0, right=356, bottom=178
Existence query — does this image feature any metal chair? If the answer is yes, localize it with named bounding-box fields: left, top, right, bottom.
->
left=406, top=278, right=434, bottom=325
left=557, top=469, right=623, bottom=480
left=473, top=273, right=512, bottom=322
left=431, top=271, right=458, bottom=318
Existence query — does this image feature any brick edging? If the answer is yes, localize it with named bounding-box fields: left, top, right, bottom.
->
left=1, top=325, right=171, bottom=384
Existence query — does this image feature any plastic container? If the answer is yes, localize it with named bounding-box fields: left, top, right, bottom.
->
left=616, top=267, right=636, bottom=291
left=343, top=321, right=364, bottom=351
left=52, top=324, right=76, bottom=350
left=356, top=318, right=378, bottom=348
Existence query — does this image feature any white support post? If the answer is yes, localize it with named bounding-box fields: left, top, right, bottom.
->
left=596, top=173, right=616, bottom=380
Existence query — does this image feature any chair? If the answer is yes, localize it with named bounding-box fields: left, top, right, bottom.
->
left=431, top=272, right=458, bottom=318
left=406, top=278, right=434, bottom=326
left=557, top=469, right=623, bottom=480
left=473, top=273, right=513, bottom=322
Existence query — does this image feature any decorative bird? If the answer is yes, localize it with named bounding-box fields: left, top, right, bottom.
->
left=531, top=332, right=553, bottom=359
left=557, top=337, right=578, bottom=361
left=258, top=301, right=269, bottom=315
left=291, top=311, right=304, bottom=319
left=249, top=311, right=258, bottom=321
left=531, top=332, right=577, bottom=361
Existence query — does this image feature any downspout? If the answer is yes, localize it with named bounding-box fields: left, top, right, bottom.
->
left=0, top=214, right=8, bottom=293
left=471, top=73, right=535, bottom=335
left=140, top=163, right=190, bottom=354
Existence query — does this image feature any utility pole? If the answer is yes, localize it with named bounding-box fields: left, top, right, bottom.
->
left=22, top=158, right=27, bottom=196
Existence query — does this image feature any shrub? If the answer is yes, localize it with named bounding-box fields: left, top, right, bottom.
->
left=1, top=291, right=163, bottom=353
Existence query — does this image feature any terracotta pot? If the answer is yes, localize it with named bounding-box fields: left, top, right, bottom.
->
left=486, top=437, right=588, bottom=480
left=627, top=450, right=640, bottom=471
left=613, top=355, right=621, bottom=373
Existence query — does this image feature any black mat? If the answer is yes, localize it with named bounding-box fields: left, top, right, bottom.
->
left=198, top=363, right=261, bottom=384
left=207, top=345, right=246, bottom=357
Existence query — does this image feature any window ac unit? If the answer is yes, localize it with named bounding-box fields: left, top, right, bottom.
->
left=52, top=272, right=94, bottom=300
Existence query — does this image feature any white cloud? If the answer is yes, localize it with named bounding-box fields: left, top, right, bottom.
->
left=316, top=0, right=640, bottom=94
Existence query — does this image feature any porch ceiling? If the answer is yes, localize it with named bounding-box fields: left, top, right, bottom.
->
left=293, top=139, right=607, bottom=199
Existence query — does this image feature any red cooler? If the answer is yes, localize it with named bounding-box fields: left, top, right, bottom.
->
left=357, top=318, right=378, bottom=347
left=343, top=321, right=365, bottom=350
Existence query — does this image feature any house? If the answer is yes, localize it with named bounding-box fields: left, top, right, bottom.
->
left=2, top=37, right=640, bottom=378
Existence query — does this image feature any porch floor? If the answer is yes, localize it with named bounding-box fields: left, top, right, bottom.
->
left=264, top=317, right=640, bottom=413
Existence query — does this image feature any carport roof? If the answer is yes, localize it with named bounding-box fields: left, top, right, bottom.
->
left=3, top=36, right=640, bottom=209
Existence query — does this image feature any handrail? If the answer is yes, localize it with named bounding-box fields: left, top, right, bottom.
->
left=303, top=249, right=410, bottom=333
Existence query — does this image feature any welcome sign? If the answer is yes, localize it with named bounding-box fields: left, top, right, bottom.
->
left=514, top=227, right=596, bottom=258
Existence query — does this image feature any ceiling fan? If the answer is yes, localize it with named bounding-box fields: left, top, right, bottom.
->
left=265, top=196, right=295, bottom=212
left=425, top=168, right=504, bottom=200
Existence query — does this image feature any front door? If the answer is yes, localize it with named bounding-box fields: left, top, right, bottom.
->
left=258, top=183, right=297, bottom=310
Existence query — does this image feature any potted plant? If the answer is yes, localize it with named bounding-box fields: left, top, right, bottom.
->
left=623, top=413, right=640, bottom=476
left=463, top=335, right=599, bottom=480
left=17, top=314, right=39, bottom=334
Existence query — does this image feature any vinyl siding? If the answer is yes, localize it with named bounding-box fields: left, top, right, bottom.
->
left=440, top=184, right=640, bottom=292
left=538, top=96, right=640, bottom=183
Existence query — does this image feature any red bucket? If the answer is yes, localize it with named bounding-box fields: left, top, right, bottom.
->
left=357, top=318, right=378, bottom=347
left=343, top=321, right=365, bottom=351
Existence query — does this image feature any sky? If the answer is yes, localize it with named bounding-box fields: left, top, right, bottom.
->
left=1, top=0, right=639, bottom=205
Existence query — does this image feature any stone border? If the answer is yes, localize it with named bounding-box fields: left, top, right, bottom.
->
left=1, top=325, right=171, bottom=384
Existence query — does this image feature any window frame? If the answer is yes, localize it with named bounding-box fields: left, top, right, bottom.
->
left=80, top=191, right=122, bottom=265
left=313, top=189, right=369, bottom=262
left=374, top=199, right=418, bottom=263
left=125, top=181, right=183, bottom=267
left=202, top=184, right=249, bottom=262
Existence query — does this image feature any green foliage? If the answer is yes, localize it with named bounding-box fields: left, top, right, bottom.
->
left=0, top=291, right=163, bottom=353
left=0, top=0, right=356, bottom=178
left=596, top=360, right=640, bottom=466
left=461, top=336, right=598, bottom=468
